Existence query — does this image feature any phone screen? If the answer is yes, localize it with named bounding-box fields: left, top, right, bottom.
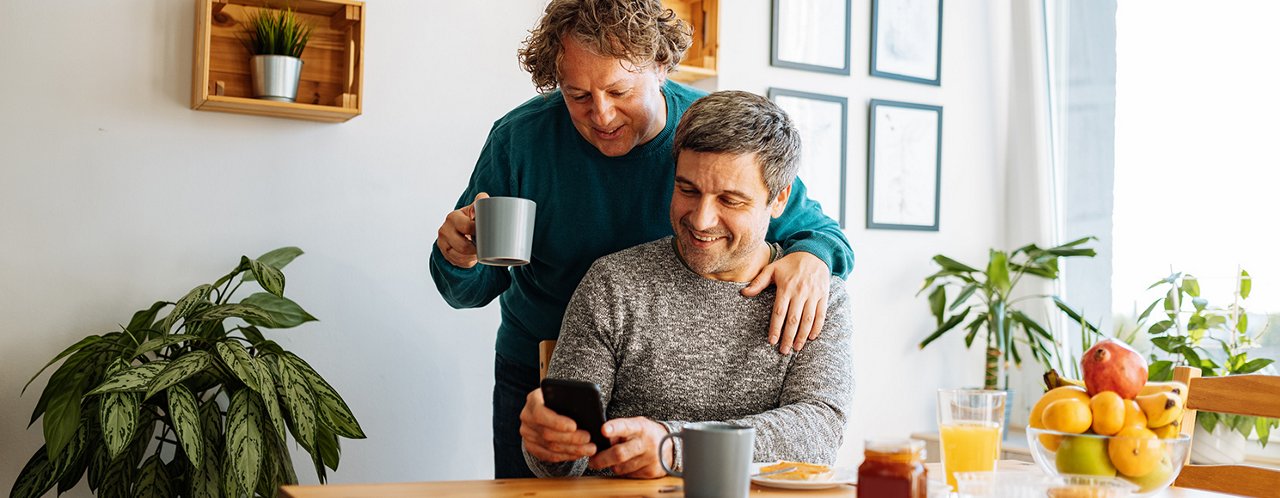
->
left=540, top=378, right=612, bottom=450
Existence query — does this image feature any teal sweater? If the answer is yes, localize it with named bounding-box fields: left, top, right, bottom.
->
left=430, top=80, right=854, bottom=368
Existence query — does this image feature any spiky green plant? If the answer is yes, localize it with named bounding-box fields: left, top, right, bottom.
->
left=10, top=247, right=365, bottom=498
left=240, top=7, right=312, bottom=58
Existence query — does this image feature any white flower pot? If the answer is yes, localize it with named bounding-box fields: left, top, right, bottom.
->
left=1190, top=423, right=1247, bottom=464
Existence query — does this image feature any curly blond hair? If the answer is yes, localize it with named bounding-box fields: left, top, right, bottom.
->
left=518, top=0, right=692, bottom=93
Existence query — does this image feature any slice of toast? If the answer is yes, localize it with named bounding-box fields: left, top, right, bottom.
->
left=759, top=461, right=833, bottom=481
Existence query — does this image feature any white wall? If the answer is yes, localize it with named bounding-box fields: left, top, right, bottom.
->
left=0, top=0, right=1012, bottom=493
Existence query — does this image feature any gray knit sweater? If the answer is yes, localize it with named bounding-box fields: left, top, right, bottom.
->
left=525, top=237, right=854, bottom=477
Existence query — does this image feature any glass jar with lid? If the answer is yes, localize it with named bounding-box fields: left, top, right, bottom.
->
left=857, top=439, right=928, bottom=498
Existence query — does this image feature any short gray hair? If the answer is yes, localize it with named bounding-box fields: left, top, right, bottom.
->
left=673, top=91, right=801, bottom=198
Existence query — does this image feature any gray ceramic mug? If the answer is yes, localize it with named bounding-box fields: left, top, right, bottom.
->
left=659, top=422, right=755, bottom=498
left=474, top=196, right=536, bottom=266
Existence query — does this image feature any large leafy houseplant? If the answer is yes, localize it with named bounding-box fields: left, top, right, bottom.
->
left=918, top=237, right=1099, bottom=390
left=11, top=247, right=365, bottom=498
left=1142, top=268, right=1277, bottom=445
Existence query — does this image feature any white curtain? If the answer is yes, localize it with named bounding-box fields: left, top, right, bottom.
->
left=1002, top=0, right=1063, bottom=424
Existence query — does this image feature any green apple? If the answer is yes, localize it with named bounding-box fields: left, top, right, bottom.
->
left=1055, top=436, right=1117, bottom=477
left=1122, top=451, right=1174, bottom=493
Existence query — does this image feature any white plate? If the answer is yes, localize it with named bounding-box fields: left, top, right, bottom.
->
left=750, top=462, right=857, bottom=490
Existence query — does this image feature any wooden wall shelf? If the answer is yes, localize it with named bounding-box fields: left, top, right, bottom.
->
left=663, top=0, right=718, bottom=83
left=192, top=0, right=365, bottom=123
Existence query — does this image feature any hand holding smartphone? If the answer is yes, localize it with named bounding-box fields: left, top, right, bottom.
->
left=540, top=378, right=611, bottom=451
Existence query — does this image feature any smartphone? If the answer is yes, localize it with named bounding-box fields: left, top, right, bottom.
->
left=540, top=378, right=611, bottom=451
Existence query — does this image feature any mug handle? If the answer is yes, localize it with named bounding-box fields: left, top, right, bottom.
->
left=658, top=432, right=682, bottom=477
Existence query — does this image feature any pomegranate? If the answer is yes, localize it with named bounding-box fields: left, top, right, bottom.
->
left=1081, top=339, right=1148, bottom=400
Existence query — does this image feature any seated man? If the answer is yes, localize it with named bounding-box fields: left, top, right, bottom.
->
left=519, top=90, right=854, bottom=479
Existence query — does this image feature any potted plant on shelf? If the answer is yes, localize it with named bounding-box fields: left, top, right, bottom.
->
left=10, top=247, right=364, bottom=498
left=1142, top=268, right=1277, bottom=463
left=241, top=7, right=312, bottom=103
left=918, top=237, right=1099, bottom=391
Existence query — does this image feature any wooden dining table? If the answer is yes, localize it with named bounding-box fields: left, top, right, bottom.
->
left=279, top=461, right=1246, bottom=497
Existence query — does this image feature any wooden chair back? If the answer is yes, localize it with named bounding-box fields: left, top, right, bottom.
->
left=538, top=340, right=557, bottom=381
left=1172, top=365, right=1280, bottom=496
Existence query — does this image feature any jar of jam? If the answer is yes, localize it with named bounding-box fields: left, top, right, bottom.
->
left=857, top=439, right=927, bottom=498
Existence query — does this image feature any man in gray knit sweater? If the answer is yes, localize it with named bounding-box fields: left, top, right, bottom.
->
left=519, top=91, right=854, bottom=479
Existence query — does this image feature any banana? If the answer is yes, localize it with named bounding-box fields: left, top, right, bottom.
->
left=1139, top=381, right=1189, bottom=405
left=1151, top=420, right=1182, bottom=439
left=1136, top=391, right=1184, bottom=428
left=1044, top=369, right=1087, bottom=391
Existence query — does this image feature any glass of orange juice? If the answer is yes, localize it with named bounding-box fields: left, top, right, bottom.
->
left=937, top=388, right=1006, bottom=489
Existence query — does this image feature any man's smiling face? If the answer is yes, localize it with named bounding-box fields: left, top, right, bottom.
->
left=558, top=36, right=668, bottom=157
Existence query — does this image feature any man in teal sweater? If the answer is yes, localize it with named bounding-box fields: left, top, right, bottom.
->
left=430, top=0, right=854, bottom=478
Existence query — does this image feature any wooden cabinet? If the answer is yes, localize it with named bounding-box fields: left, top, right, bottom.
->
left=191, top=0, right=365, bottom=122
left=662, top=0, right=717, bottom=83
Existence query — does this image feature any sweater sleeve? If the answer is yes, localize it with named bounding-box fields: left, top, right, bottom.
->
left=658, top=284, right=855, bottom=465
left=523, top=261, right=620, bottom=477
left=768, top=177, right=855, bottom=279
left=428, top=124, right=515, bottom=309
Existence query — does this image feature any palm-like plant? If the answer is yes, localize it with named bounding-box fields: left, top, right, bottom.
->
left=918, top=237, right=1099, bottom=390
left=11, top=247, right=364, bottom=498
left=241, top=7, right=312, bottom=58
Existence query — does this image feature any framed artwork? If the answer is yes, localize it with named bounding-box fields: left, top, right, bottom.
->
left=871, top=0, right=943, bottom=85
left=768, top=88, right=848, bottom=228
left=771, top=0, right=852, bottom=75
left=867, top=99, right=942, bottom=231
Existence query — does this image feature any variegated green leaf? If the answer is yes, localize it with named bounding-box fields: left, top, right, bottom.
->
left=190, top=441, right=221, bottom=498
left=191, top=400, right=224, bottom=498
left=216, top=340, right=263, bottom=392
left=248, top=256, right=287, bottom=297
left=241, top=292, right=317, bottom=329
left=13, top=423, right=89, bottom=498
left=247, top=246, right=304, bottom=277
left=145, top=351, right=212, bottom=400
left=255, top=357, right=287, bottom=440
left=268, top=422, right=298, bottom=485
left=226, top=389, right=264, bottom=496
left=279, top=357, right=318, bottom=449
left=99, top=410, right=154, bottom=498
left=316, top=424, right=341, bottom=471
left=160, top=284, right=214, bottom=334
left=189, top=302, right=274, bottom=325
left=285, top=353, right=365, bottom=438
left=88, top=361, right=168, bottom=395
left=168, top=384, right=204, bottom=469
left=135, top=455, right=173, bottom=498
left=87, top=441, right=107, bottom=492
left=10, top=445, right=56, bottom=498
left=133, top=334, right=200, bottom=359
left=100, top=392, right=139, bottom=459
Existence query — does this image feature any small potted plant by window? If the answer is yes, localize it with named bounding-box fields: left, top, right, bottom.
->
left=241, top=6, right=312, bottom=103
left=1142, top=268, right=1277, bottom=464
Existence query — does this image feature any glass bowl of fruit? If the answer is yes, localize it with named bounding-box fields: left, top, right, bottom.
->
left=1027, top=427, right=1191, bottom=496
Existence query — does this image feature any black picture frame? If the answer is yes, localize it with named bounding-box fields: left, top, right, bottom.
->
left=870, top=0, right=943, bottom=85
left=867, top=99, right=942, bottom=231
left=771, top=0, right=852, bottom=75
left=768, top=88, right=849, bottom=228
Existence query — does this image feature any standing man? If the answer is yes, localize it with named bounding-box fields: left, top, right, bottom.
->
left=430, top=0, right=854, bottom=478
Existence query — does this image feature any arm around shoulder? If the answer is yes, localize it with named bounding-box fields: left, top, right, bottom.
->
left=768, top=177, right=854, bottom=278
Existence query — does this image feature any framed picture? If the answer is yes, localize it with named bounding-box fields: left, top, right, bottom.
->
left=871, top=0, right=943, bottom=85
left=769, top=88, right=848, bottom=228
left=867, top=99, right=942, bottom=231
left=771, top=0, right=852, bottom=75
